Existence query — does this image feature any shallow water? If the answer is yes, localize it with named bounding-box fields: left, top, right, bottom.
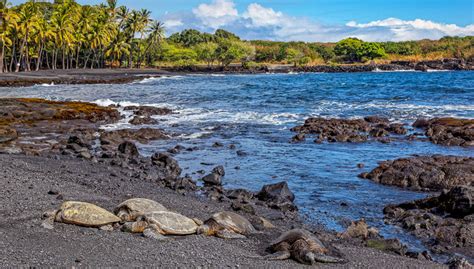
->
left=1, top=71, right=473, bottom=252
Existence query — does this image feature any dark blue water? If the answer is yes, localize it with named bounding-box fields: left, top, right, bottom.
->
left=1, top=71, right=473, bottom=251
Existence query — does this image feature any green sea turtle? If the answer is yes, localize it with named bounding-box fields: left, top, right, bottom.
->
left=114, top=198, right=167, bottom=222
left=197, top=211, right=256, bottom=239
left=122, top=211, right=199, bottom=240
left=266, top=229, right=344, bottom=265
left=42, top=201, right=121, bottom=229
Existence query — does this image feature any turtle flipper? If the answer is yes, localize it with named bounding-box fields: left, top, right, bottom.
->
left=312, top=254, right=345, bottom=263
left=264, top=251, right=291, bottom=260
left=215, top=230, right=246, bottom=239
left=143, top=227, right=168, bottom=241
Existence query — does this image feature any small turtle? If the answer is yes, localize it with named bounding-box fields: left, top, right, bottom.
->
left=122, top=211, right=199, bottom=240
left=266, top=229, right=344, bottom=265
left=114, top=198, right=167, bottom=222
left=197, top=211, right=256, bottom=239
left=42, top=201, right=121, bottom=229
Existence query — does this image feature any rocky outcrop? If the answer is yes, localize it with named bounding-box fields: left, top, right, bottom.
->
left=291, top=116, right=406, bottom=143
left=413, top=118, right=474, bottom=147
left=256, top=182, right=297, bottom=212
left=384, top=186, right=474, bottom=257
left=129, top=116, right=158, bottom=125
left=360, top=155, right=474, bottom=191
left=124, top=106, right=172, bottom=117
left=0, top=127, right=18, bottom=144
left=151, top=152, right=182, bottom=179
left=0, top=98, right=119, bottom=155
left=100, top=128, right=169, bottom=150
left=201, top=166, right=225, bottom=186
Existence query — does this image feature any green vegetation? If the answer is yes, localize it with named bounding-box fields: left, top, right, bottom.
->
left=0, top=0, right=473, bottom=73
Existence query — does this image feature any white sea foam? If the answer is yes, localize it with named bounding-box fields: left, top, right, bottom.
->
left=372, top=68, right=416, bottom=73
left=310, top=100, right=474, bottom=120
left=137, top=75, right=184, bottom=84
left=36, top=82, right=56, bottom=87
left=426, top=69, right=450, bottom=72
left=92, top=99, right=140, bottom=107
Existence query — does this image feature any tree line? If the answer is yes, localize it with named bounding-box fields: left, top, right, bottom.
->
left=0, top=0, right=165, bottom=73
left=1, top=0, right=473, bottom=73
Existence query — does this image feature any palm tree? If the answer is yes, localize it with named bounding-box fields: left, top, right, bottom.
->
left=141, top=20, right=164, bottom=66
left=105, top=38, right=129, bottom=67
left=0, top=0, right=16, bottom=73
left=123, top=10, right=140, bottom=68
left=50, top=0, right=76, bottom=69
left=15, top=0, right=40, bottom=72
left=32, top=9, right=53, bottom=71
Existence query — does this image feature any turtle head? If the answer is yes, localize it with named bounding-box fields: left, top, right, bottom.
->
left=196, top=224, right=211, bottom=235
left=116, top=209, right=132, bottom=222
left=303, top=252, right=316, bottom=265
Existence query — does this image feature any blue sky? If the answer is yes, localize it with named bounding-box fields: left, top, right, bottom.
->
left=11, top=0, right=474, bottom=41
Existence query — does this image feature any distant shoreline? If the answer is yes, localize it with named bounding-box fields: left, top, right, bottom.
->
left=0, top=59, right=472, bottom=87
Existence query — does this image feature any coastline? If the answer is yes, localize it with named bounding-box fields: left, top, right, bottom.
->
left=0, top=98, right=450, bottom=268
left=0, top=59, right=472, bottom=88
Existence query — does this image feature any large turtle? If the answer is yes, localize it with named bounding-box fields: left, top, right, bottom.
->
left=122, top=211, right=199, bottom=240
left=266, top=229, right=344, bottom=265
left=42, top=201, right=121, bottom=230
left=197, top=211, right=256, bottom=239
left=114, top=198, right=167, bottom=222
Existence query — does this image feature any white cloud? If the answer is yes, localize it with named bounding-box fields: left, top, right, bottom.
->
left=168, top=1, right=474, bottom=42
left=192, top=0, right=239, bottom=29
left=346, top=18, right=474, bottom=41
left=243, top=3, right=284, bottom=28
left=164, top=19, right=184, bottom=28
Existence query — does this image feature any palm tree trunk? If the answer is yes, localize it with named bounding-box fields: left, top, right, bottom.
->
left=75, top=46, right=80, bottom=69
left=35, top=43, right=43, bottom=71
left=0, top=43, right=4, bottom=74
left=9, top=40, right=17, bottom=72
left=62, top=47, right=66, bottom=70
left=16, top=37, right=27, bottom=72
left=83, top=53, right=90, bottom=69
left=45, top=51, right=50, bottom=69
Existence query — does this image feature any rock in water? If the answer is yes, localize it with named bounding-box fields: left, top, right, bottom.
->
left=413, top=117, right=474, bottom=147
left=257, top=181, right=295, bottom=203
left=202, top=173, right=222, bottom=186
left=256, top=182, right=297, bottom=212
left=361, top=155, right=474, bottom=191
left=384, top=185, right=474, bottom=257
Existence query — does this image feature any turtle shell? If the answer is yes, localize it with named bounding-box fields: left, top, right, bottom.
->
left=114, top=198, right=167, bottom=221
left=271, top=229, right=327, bottom=252
left=143, top=211, right=198, bottom=235
left=210, top=211, right=256, bottom=234
left=56, top=201, right=121, bottom=227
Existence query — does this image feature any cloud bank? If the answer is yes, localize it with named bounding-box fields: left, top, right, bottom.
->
left=163, top=0, right=474, bottom=42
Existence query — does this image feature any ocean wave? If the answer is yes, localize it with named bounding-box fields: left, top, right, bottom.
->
left=137, top=75, right=184, bottom=84
left=157, top=107, right=302, bottom=126
left=426, top=69, right=450, bottom=72
left=35, top=82, right=56, bottom=87
left=310, top=100, right=474, bottom=120
left=92, top=99, right=140, bottom=107
left=372, top=68, right=416, bottom=73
